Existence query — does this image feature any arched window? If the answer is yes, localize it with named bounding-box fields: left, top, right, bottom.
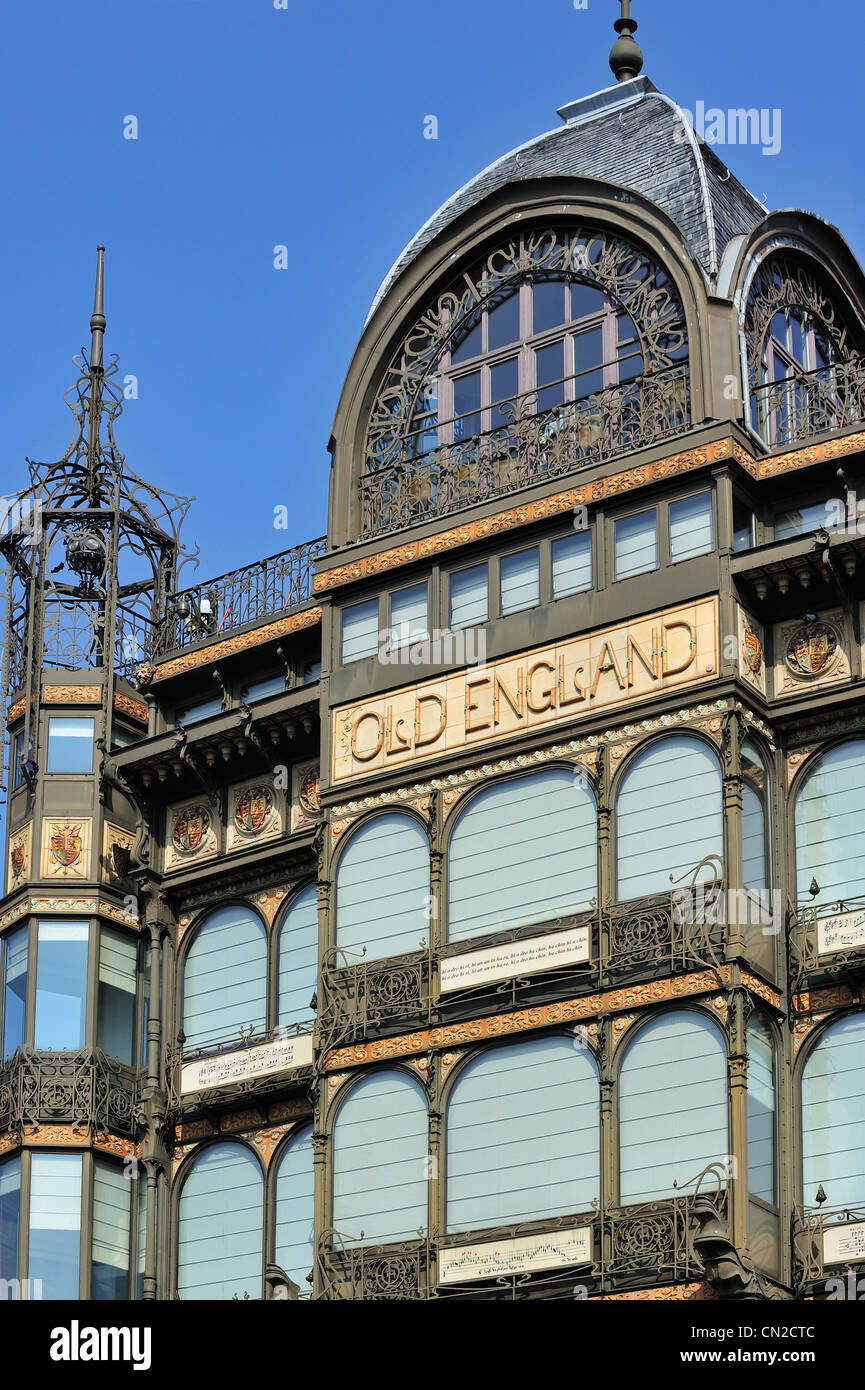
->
left=182, top=905, right=267, bottom=1051
left=615, top=736, right=723, bottom=901
left=618, top=1011, right=728, bottom=1204
left=801, top=1014, right=865, bottom=1209
left=176, top=1143, right=263, bottom=1300
left=741, top=739, right=769, bottom=896
left=744, top=253, right=864, bottom=447
left=794, top=741, right=865, bottom=905
left=446, top=1035, right=599, bottom=1233
left=332, top=1070, right=428, bottom=1246
left=447, top=767, right=597, bottom=942
left=277, top=885, right=318, bottom=1026
left=274, top=1127, right=314, bottom=1294
left=362, top=225, right=690, bottom=532
left=335, top=814, right=430, bottom=961
left=747, top=1015, right=776, bottom=1204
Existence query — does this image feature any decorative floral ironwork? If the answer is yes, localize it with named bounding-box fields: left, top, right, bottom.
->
left=360, top=365, right=690, bottom=536
left=745, top=255, right=861, bottom=395
left=0, top=1048, right=138, bottom=1137
left=318, top=1234, right=430, bottom=1301
left=793, top=1202, right=865, bottom=1290
left=752, top=356, right=865, bottom=449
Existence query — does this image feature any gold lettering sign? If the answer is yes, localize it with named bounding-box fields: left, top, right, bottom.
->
left=333, top=598, right=718, bottom=784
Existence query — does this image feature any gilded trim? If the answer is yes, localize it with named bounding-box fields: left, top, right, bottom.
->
left=152, top=606, right=323, bottom=682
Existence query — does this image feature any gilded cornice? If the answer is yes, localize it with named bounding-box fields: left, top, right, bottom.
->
left=151, top=606, right=323, bottom=683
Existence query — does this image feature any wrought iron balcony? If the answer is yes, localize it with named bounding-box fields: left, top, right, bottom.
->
left=0, top=1047, right=139, bottom=1138
left=752, top=355, right=865, bottom=450
left=358, top=365, right=691, bottom=538
left=793, top=1203, right=865, bottom=1289
left=154, top=536, right=327, bottom=659
left=318, top=880, right=735, bottom=1055
left=788, top=893, right=865, bottom=1002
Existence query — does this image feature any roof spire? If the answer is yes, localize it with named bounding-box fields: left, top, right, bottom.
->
left=609, top=0, right=644, bottom=82
left=90, top=244, right=106, bottom=371
left=85, top=245, right=107, bottom=499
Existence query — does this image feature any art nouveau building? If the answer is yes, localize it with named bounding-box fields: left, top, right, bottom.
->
left=2, top=11, right=865, bottom=1301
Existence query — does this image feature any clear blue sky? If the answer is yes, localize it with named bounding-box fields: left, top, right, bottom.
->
left=1, top=0, right=861, bottom=585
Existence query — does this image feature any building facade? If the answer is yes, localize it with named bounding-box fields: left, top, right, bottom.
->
left=2, top=11, right=865, bottom=1301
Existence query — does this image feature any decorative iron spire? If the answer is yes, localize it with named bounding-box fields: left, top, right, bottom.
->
left=85, top=245, right=107, bottom=502
left=609, top=0, right=644, bottom=83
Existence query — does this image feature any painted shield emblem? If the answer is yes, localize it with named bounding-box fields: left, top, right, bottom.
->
left=235, top=786, right=273, bottom=835
left=299, top=768, right=321, bottom=817
left=173, top=805, right=209, bottom=854
left=10, top=843, right=25, bottom=878
left=50, top=828, right=81, bottom=867
left=743, top=626, right=763, bottom=676
left=787, top=622, right=838, bottom=677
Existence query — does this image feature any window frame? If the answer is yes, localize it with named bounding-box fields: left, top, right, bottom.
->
left=45, top=716, right=96, bottom=775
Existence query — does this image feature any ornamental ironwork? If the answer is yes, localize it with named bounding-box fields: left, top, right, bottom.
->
left=0, top=1047, right=138, bottom=1137
left=360, top=364, right=690, bottom=536
left=744, top=255, right=861, bottom=396
left=751, top=355, right=865, bottom=449
left=318, top=1234, right=431, bottom=1301
left=788, top=892, right=865, bottom=1003
left=793, top=1203, right=865, bottom=1289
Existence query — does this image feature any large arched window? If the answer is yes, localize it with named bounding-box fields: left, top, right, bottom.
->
left=335, top=814, right=430, bottom=961
left=332, top=1070, right=428, bottom=1246
left=794, top=741, right=865, bottom=906
left=447, top=767, right=597, bottom=942
left=745, top=253, right=864, bottom=447
left=618, top=1011, right=728, bottom=1204
left=176, top=1143, right=263, bottom=1300
left=801, top=1014, right=865, bottom=1210
left=182, top=905, right=267, bottom=1051
left=615, top=735, right=723, bottom=901
left=747, top=1015, right=776, bottom=1205
left=277, top=884, right=318, bottom=1026
left=446, top=1035, right=599, bottom=1233
left=274, top=1127, right=314, bottom=1293
left=362, top=225, right=690, bottom=532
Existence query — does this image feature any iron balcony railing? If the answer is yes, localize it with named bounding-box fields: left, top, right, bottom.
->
left=793, top=1202, right=865, bottom=1290
left=0, top=1047, right=138, bottom=1137
left=358, top=364, right=691, bottom=537
left=752, top=354, right=865, bottom=450
left=788, top=892, right=865, bottom=1003
left=155, top=535, right=327, bottom=659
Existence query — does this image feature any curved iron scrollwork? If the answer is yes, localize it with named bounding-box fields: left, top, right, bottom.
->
left=0, top=1048, right=138, bottom=1137
left=752, top=355, right=865, bottom=449
left=318, top=1231, right=430, bottom=1301
left=744, top=254, right=862, bottom=396
left=318, top=946, right=432, bottom=1056
left=788, top=892, right=865, bottom=1006
left=793, top=1202, right=865, bottom=1291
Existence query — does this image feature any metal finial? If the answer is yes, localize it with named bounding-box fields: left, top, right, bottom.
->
left=610, top=0, right=644, bottom=83
left=90, top=245, right=106, bottom=372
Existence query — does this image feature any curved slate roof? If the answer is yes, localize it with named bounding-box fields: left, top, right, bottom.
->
left=367, top=77, right=766, bottom=323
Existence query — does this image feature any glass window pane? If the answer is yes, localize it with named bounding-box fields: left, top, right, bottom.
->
left=35, top=922, right=88, bottom=1051
left=448, top=768, right=597, bottom=942
left=533, top=278, right=566, bottom=334
left=177, top=698, right=223, bottom=728
left=552, top=532, right=592, bottom=598
left=183, top=906, right=267, bottom=1051
left=774, top=502, right=829, bottom=540
left=341, top=598, right=379, bottom=664
left=92, top=1159, right=131, bottom=1300
left=619, top=1013, right=728, bottom=1203
left=388, top=583, right=428, bottom=649
left=274, top=1128, right=314, bottom=1292
left=0, top=1155, right=20, bottom=1285
left=2, top=927, right=27, bottom=1058
left=614, top=509, right=657, bottom=580
left=490, top=357, right=519, bottom=429
left=240, top=674, right=285, bottom=702
left=332, top=1071, right=428, bottom=1246
left=500, top=547, right=540, bottom=615
left=97, top=928, right=137, bottom=1065
left=453, top=372, right=482, bottom=440
left=47, top=717, right=94, bottom=774
left=11, top=731, right=25, bottom=790
left=277, top=885, right=318, bottom=1027
left=670, top=492, right=714, bottom=562
left=742, top=740, right=768, bottom=897
left=535, top=341, right=565, bottom=412
left=336, top=814, right=430, bottom=962
left=301, top=660, right=321, bottom=684
left=802, top=1015, right=865, bottom=1209
left=487, top=288, right=520, bottom=350
left=573, top=327, right=604, bottom=398
left=795, top=740, right=865, bottom=904
left=747, top=1018, right=776, bottom=1204
left=449, top=564, right=488, bottom=630
left=733, top=497, right=755, bottom=552
left=451, top=306, right=483, bottom=364
left=136, top=1175, right=152, bottom=1300
left=177, top=1144, right=263, bottom=1299
left=571, top=282, right=606, bottom=321
left=29, top=1153, right=82, bottom=1300
left=616, top=735, right=723, bottom=901
left=446, top=1037, right=599, bottom=1232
